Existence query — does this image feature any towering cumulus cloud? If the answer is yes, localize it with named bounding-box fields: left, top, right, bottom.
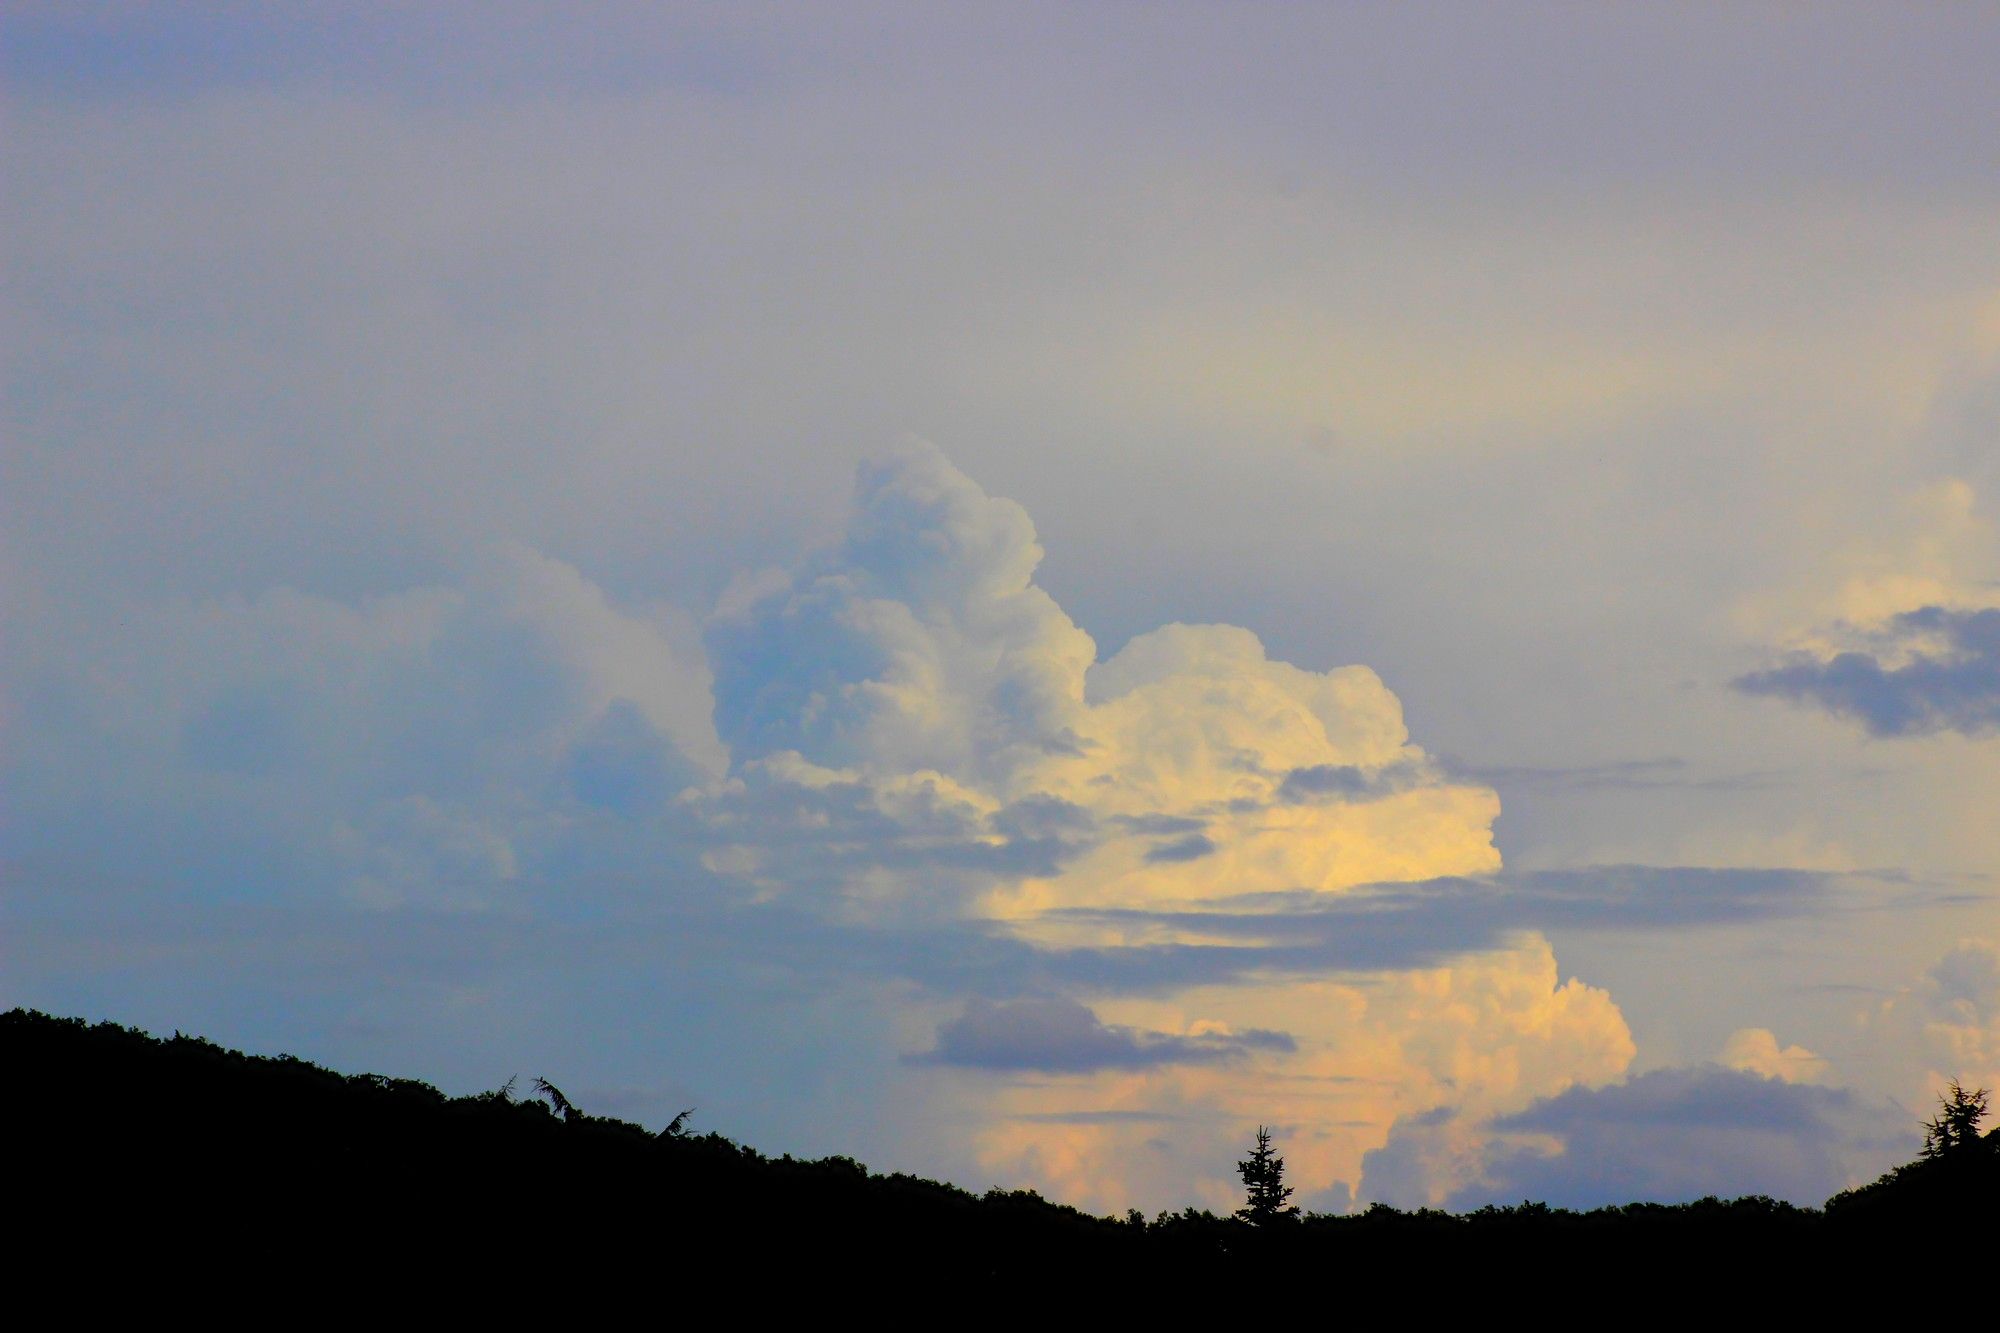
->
left=697, top=443, right=1632, bottom=1210
left=710, top=446, right=1094, bottom=786
left=703, top=442, right=1503, bottom=913
left=10, top=440, right=1639, bottom=1211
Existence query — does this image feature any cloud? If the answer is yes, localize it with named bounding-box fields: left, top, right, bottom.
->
left=1274, top=761, right=1438, bottom=803
left=1143, top=833, right=1217, bottom=864
left=58, top=446, right=1957, bottom=1211
left=1021, top=866, right=1835, bottom=989
left=7, top=5, right=2000, bottom=1223
left=677, top=447, right=1647, bottom=1208
left=912, top=996, right=1294, bottom=1073
left=1736, top=606, right=2000, bottom=737
left=1916, top=939, right=2000, bottom=1090
left=6, top=544, right=718, bottom=910
left=1926, top=938, right=2000, bottom=1023
left=23, top=440, right=1947, bottom=1213
left=4, top=443, right=1650, bottom=1210
left=1730, top=483, right=2000, bottom=741
left=1719, top=1028, right=1832, bottom=1085
left=1362, top=1065, right=1905, bottom=1210
left=966, top=934, right=1636, bottom=1214
left=697, top=441, right=1503, bottom=923
left=567, top=701, right=685, bottom=815
left=1467, top=758, right=1785, bottom=795
left=706, top=441, right=1093, bottom=788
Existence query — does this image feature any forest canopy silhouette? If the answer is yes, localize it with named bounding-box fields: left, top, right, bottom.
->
left=10, top=1007, right=1993, bottom=1302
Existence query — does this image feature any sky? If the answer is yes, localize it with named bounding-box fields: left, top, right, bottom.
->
left=5, top=3, right=2000, bottom=1215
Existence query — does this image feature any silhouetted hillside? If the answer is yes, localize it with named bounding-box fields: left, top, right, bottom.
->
left=1827, top=1079, right=1999, bottom=1224
left=8, top=1009, right=1984, bottom=1308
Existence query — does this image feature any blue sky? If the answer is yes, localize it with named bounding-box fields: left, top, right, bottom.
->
left=5, top=3, right=1999, bottom=1213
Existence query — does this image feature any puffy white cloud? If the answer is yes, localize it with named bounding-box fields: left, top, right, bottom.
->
left=706, top=441, right=1093, bottom=788
left=1720, top=1028, right=1832, bottom=1085
left=1012, top=625, right=1498, bottom=913
left=701, top=441, right=1500, bottom=921
left=684, top=447, right=1644, bottom=1207
left=959, top=934, right=1633, bottom=1213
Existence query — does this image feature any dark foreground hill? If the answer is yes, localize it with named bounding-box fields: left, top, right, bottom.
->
left=7, top=1009, right=1990, bottom=1310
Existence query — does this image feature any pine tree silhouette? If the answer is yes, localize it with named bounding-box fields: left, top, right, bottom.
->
left=1235, top=1125, right=1299, bottom=1225
left=1921, top=1079, right=1990, bottom=1158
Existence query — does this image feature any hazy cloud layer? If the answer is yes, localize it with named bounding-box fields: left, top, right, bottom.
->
left=8, top=544, right=718, bottom=912
left=915, top=996, right=1293, bottom=1073
left=1028, top=866, right=1835, bottom=989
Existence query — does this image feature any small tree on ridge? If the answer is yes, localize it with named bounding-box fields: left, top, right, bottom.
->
left=1236, top=1125, right=1298, bottom=1225
left=1921, top=1079, right=1991, bottom=1159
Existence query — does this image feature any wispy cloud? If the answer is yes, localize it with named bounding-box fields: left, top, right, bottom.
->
left=910, top=996, right=1294, bottom=1073
left=1465, top=758, right=1790, bottom=794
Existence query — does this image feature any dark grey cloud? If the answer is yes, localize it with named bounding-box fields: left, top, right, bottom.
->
left=1735, top=606, right=2000, bottom=737
left=1143, top=833, right=1217, bottom=864
left=1274, top=759, right=1437, bottom=805
left=1277, top=764, right=1376, bottom=800
left=910, top=996, right=1294, bottom=1073
left=991, top=795, right=1097, bottom=840
left=1362, top=1066, right=1910, bottom=1210
left=1029, top=866, right=1836, bottom=994
left=689, top=767, right=1102, bottom=916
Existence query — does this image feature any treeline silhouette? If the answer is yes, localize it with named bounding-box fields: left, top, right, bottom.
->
left=8, top=1008, right=1992, bottom=1307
